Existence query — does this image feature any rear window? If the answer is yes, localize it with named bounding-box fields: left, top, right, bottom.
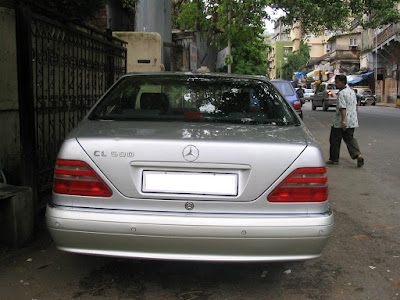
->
left=271, top=82, right=295, bottom=96
left=359, top=90, right=372, bottom=95
left=327, top=84, right=337, bottom=90
left=89, top=75, right=298, bottom=125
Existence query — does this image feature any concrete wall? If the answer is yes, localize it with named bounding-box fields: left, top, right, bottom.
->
left=135, top=0, right=172, bottom=70
left=272, top=41, right=293, bottom=79
left=113, top=32, right=163, bottom=72
left=333, top=33, right=361, bottom=50
left=0, top=6, right=21, bottom=185
left=171, top=31, right=217, bottom=72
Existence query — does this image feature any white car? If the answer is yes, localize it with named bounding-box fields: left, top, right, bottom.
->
left=304, top=88, right=315, bottom=101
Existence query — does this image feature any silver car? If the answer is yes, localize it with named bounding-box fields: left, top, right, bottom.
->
left=46, top=72, right=333, bottom=262
left=312, top=83, right=338, bottom=111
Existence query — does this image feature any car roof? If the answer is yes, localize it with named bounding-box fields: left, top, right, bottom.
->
left=122, top=72, right=269, bottom=81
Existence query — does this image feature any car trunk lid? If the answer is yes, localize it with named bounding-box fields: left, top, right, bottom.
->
left=74, top=120, right=307, bottom=202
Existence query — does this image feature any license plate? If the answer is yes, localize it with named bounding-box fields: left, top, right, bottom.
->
left=142, top=171, right=238, bottom=196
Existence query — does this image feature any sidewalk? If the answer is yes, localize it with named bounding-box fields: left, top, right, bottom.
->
left=375, top=102, right=399, bottom=108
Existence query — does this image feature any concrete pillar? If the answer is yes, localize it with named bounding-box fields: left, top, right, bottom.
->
left=113, top=32, right=164, bottom=72
left=0, top=185, right=33, bottom=247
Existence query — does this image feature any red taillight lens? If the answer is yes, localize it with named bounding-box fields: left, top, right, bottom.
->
left=268, top=167, right=328, bottom=202
left=327, top=91, right=333, bottom=97
left=53, top=159, right=112, bottom=197
left=293, top=100, right=302, bottom=110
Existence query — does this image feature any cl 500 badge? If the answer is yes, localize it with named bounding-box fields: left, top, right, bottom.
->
left=94, top=151, right=134, bottom=158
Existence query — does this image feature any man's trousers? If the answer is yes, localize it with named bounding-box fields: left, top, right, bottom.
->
left=329, top=127, right=361, bottom=162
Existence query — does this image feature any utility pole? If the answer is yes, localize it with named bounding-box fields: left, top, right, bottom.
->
left=375, top=29, right=378, bottom=99
left=227, top=10, right=232, bottom=73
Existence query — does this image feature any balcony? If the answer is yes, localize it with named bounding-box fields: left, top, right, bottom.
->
left=376, top=24, right=400, bottom=47
left=329, top=49, right=360, bottom=62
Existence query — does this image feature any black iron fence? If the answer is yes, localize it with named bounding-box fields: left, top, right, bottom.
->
left=16, top=5, right=127, bottom=200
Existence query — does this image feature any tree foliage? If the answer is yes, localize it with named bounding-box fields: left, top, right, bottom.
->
left=269, top=0, right=400, bottom=33
left=173, top=0, right=269, bottom=75
left=281, top=40, right=310, bottom=80
left=173, top=0, right=400, bottom=75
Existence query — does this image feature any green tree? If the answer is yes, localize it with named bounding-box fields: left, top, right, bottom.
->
left=281, top=40, right=310, bottom=80
left=173, top=0, right=270, bottom=75
left=269, top=0, right=400, bottom=33
left=173, top=0, right=400, bottom=75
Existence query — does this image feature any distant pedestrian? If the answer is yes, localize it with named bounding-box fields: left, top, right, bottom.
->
left=296, top=86, right=305, bottom=104
left=327, top=75, right=364, bottom=167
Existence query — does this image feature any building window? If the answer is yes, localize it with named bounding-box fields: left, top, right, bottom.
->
left=306, top=32, right=312, bottom=39
left=283, top=57, right=288, bottom=63
left=349, top=38, right=357, bottom=46
left=284, top=48, right=291, bottom=56
left=326, top=43, right=331, bottom=52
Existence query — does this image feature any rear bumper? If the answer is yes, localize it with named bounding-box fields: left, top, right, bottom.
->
left=361, top=97, right=376, bottom=105
left=46, top=205, right=334, bottom=262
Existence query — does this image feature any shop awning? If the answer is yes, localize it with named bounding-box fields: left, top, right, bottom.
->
left=296, top=71, right=308, bottom=79
left=348, top=78, right=363, bottom=85
left=360, top=71, right=374, bottom=77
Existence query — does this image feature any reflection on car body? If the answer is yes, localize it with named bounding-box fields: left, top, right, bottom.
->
left=271, top=79, right=303, bottom=119
left=46, top=72, right=333, bottom=262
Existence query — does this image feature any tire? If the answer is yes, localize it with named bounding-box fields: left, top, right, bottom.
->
left=323, top=101, right=329, bottom=111
left=312, top=103, right=316, bottom=110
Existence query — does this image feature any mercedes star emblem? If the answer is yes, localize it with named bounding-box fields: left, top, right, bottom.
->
left=185, top=202, right=194, bottom=210
left=182, top=145, right=199, bottom=162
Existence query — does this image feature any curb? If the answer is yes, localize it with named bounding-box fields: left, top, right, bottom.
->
left=375, top=103, right=399, bottom=108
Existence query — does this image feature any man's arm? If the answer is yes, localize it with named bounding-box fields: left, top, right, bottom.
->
left=340, top=108, right=346, bottom=129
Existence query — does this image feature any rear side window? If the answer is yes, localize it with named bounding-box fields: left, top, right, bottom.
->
left=316, top=85, right=325, bottom=93
left=272, top=82, right=295, bottom=96
left=89, top=75, right=298, bottom=125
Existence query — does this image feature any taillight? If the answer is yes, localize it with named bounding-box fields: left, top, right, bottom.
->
left=268, top=167, right=328, bottom=202
left=327, top=91, right=333, bottom=97
left=53, top=159, right=112, bottom=197
left=293, top=100, right=302, bottom=110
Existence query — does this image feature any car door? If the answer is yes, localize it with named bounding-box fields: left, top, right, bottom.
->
left=313, top=84, right=325, bottom=106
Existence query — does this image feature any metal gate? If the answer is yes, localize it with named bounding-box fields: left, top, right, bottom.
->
left=16, top=6, right=127, bottom=199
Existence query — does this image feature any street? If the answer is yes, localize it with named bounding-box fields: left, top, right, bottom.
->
left=1, top=103, right=399, bottom=300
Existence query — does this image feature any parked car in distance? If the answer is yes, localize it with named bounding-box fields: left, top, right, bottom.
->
left=353, top=87, right=376, bottom=106
left=271, top=79, right=303, bottom=119
left=46, top=72, right=333, bottom=262
left=304, top=88, right=315, bottom=101
left=312, top=83, right=338, bottom=111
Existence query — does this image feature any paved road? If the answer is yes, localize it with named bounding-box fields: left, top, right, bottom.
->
left=1, top=103, right=399, bottom=300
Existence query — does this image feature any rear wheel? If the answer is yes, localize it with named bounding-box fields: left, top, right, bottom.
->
left=312, top=102, right=316, bottom=110
left=323, top=101, right=329, bottom=111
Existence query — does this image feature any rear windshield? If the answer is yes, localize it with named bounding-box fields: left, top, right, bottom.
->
left=360, top=90, right=372, bottom=95
left=271, top=82, right=295, bottom=96
left=327, top=84, right=337, bottom=90
left=89, top=75, right=299, bottom=126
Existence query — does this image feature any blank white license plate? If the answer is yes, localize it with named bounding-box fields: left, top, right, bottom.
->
left=142, top=171, right=238, bottom=196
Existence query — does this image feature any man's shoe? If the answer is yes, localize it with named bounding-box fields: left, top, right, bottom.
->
left=357, top=156, right=364, bottom=168
left=326, top=160, right=339, bottom=165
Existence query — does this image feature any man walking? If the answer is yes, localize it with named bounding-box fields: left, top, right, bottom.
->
left=327, top=75, right=364, bottom=167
